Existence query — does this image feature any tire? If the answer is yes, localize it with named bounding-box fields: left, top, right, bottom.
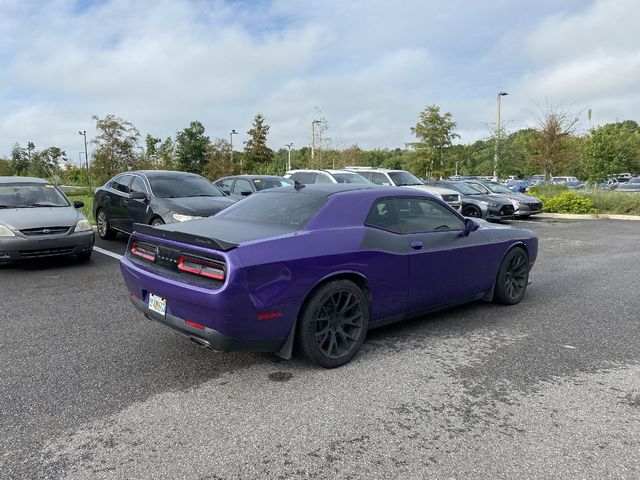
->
left=493, top=247, right=529, bottom=305
left=151, top=217, right=165, bottom=226
left=76, top=251, right=92, bottom=263
left=462, top=205, right=482, bottom=218
left=96, top=208, right=117, bottom=240
left=296, top=279, right=369, bottom=368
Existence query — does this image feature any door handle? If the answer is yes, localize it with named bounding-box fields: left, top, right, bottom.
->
left=410, top=241, right=423, bottom=250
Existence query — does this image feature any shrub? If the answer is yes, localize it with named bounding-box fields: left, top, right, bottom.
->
left=582, top=191, right=640, bottom=215
left=528, top=185, right=569, bottom=197
left=541, top=191, right=595, bottom=214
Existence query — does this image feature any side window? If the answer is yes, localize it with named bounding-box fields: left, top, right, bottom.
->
left=365, top=198, right=401, bottom=233
left=316, top=173, right=333, bottom=184
left=370, top=172, right=390, bottom=185
left=130, top=176, right=147, bottom=194
left=358, top=171, right=372, bottom=181
left=114, top=175, right=133, bottom=194
left=216, top=178, right=233, bottom=193
left=295, top=172, right=316, bottom=184
left=396, top=198, right=465, bottom=234
left=232, top=179, right=253, bottom=195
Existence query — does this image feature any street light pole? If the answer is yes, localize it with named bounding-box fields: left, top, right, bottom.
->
left=311, top=120, right=320, bottom=162
left=493, top=91, right=508, bottom=182
left=78, top=130, right=91, bottom=190
left=229, top=129, right=238, bottom=172
left=284, top=143, right=293, bottom=171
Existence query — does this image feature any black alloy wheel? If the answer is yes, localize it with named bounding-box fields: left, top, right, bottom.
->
left=494, top=247, right=529, bottom=305
left=96, top=209, right=117, bottom=240
left=297, top=279, right=369, bottom=368
left=462, top=205, right=482, bottom=218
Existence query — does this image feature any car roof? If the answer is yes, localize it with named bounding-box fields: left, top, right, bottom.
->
left=286, top=169, right=361, bottom=175
left=127, top=170, right=204, bottom=178
left=219, top=174, right=287, bottom=180
left=0, top=176, right=50, bottom=184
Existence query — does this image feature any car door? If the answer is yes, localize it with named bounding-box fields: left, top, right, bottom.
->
left=391, top=197, right=492, bottom=312
left=369, top=171, right=392, bottom=186
left=122, top=175, right=151, bottom=233
left=215, top=178, right=234, bottom=196
left=109, top=174, right=134, bottom=230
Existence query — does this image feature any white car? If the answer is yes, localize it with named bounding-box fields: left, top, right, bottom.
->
left=345, top=167, right=462, bottom=211
left=284, top=169, right=371, bottom=185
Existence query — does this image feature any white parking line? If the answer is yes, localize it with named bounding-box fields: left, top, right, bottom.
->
left=93, top=246, right=123, bottom=260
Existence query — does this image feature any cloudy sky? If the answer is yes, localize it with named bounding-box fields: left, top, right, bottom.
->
left=1, top=0, right=638, bottom=161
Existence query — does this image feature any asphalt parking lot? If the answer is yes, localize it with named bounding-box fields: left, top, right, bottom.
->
left=1, top=218, right=639, bottom=479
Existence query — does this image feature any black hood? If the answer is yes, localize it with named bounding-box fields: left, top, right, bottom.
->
left=159, top=196, right=236, bottom=216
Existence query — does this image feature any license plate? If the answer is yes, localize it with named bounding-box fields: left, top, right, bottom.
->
left=148, top=293, right=167, bottom=316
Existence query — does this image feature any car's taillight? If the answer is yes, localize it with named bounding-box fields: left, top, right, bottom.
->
left=177, top=255, right=225, bottom=280
left=130, top=242, right=157, bottom=262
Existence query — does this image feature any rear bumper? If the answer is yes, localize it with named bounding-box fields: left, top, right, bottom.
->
left=0, top=231, right=94, bottom=261
left=130, top=296, right=283, bottom=352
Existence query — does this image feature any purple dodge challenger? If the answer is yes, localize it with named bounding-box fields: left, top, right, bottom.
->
left=120, top=184, right=537, bottom=368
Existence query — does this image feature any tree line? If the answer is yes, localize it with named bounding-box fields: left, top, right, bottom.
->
left=1, top=107, right=638, bottom=184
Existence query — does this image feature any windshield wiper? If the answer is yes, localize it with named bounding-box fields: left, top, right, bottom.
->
left=31, top=202, right=64, bottom=207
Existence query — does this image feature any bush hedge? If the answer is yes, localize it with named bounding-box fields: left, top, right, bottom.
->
left=535, top=191, right=596, bottom=214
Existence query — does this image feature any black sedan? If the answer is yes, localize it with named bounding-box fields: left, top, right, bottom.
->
left=0, top=176, right=94, bottom=262
left=214, top=175, right=293, bottom=200
left=93, top=170, right=236, bottom=240
left=427, top=181, right=515, bottom=221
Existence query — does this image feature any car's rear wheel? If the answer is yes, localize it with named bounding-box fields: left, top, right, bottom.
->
left=494, top=247, right=529, bottom=305
left=96, top=209, right=117, bottom=240
left=297, top=279, right=369, bottom=368
left=462, top=205, right=482, bottom=218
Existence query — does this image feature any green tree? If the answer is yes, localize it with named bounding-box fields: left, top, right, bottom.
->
left=175, top=121, right=209, bottom=173
left=30, top=147, right=66, bottom=179
left=244, top=113, right=273, bottom=173
left=202, top=138, right=234, bottom=180
left=157, top=137, right=177, bottom=170
left=91, top=114, right=140, bottom=181
left=529, top=105, right=579, bottom=181
left=0, top=157, right=15, bottom=176
left=583, top=121, right=640, bottom=181
left=10, top=143, right=29, bottom=175
left=410, top=105, right=459, bottom=179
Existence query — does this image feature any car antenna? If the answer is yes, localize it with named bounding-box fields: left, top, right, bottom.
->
left=294, top=180, right=305, bottom=190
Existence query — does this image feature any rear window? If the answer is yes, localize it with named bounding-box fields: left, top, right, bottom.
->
left=215, top=191, right=326, bottom=226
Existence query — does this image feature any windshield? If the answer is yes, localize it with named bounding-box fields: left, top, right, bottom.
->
left=389, top=171, right=423, bottom=186
left=0, top=183, right=70, bottom=208
left=331, top=173, right=371, bottom=184
left=148, top=175, right=224, bottom=198
left=215, top=191, right=326, bottom=226
left=484, top=182, right=513, bottom=194
left=253, top=177, right=294, bottom=191
left=448, top=182, right=484, bottom=195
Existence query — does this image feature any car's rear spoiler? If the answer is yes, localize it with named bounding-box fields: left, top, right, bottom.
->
left=132, top=223, right=238, bottom=252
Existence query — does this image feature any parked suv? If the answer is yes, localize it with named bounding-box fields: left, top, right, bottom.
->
left=345, top=167, right=462, bottom=211
left=284, top=169, right=371, bottom=185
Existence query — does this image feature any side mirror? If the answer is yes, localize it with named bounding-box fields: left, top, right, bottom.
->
left=240, top=190, right=252, bottom=197
left=73, top=200, right=84, bottom=209
left=463, top=218, right=479, bottom=237
left=130, top=191, right=147, bottom=201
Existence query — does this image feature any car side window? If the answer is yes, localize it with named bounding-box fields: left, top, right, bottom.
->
left=232, top=179, right=253, bottom=195
left=216, top=178, right=233, bottom=193
left=113, top=175, right=133, bottom=194
left=396, top=198, right=465, bottom=234
left=315, top=173, right=333, bottom=184
left=370, top=172, right=390, bottom=185
left=295, top=172, right=316, bottom=184
left=130, top=176, right=147, bottom=195
left=365, top=198, right=401, bottom=233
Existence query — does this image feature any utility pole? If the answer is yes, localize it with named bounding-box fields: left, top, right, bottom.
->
left=78, top=130, right=91, bottom=190
left=493, top=91, right=508, bottom=182
left=229, top=129, right=238, bottom=172
left=284, top=143, right=293, bottom=171
left=311, top=120, right=320, bottom=162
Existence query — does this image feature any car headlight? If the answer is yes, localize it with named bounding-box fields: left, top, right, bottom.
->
left=0, top=225, right=15, bottom=237
left=74, top=219, right=92, bottom=232
left=172, top=214, right=204, bottom=222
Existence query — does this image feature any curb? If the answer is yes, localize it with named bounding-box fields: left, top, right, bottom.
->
left=538, top=213, right=640, bottom=221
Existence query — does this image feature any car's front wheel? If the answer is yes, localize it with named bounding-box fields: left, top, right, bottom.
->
left=96, top=209, right=117, bottom=240
left=151, top=217, right=165, bottom=226
left=462, top=205, right=482, bottom=218
left=297, top=279, right=369, bottom=368
left=494, top=247, right=529, bottom=305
